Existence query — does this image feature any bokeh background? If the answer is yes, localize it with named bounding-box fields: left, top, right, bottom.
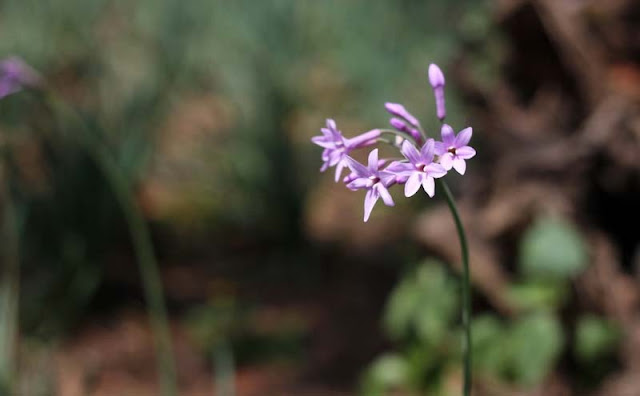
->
left=0, top=0, right=639, bottom=395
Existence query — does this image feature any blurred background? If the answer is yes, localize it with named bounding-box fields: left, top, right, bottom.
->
left=0, top=0, right=639, bottom=395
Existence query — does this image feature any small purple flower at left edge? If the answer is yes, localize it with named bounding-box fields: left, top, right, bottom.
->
left=387, top=139, right=447, bottom=197
left=0, top=57, right=41, bottom=99
left=311, top=119, right=381, bottom=182
left=434, top=124, right=476, bottom=175
left=344, top=149, right=395, bottom=222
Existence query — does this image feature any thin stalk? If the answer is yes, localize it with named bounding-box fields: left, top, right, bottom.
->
left=416, top=124, right=427, bottom=140
left=379, top=129, right=416, bottom=144
left=438, top=179, right=471, bottom=396
left=0, top=186, right=20, bottom=394
left=213, top=340, right=235, bottom=396
left=44, top=94, right=178, bottom=396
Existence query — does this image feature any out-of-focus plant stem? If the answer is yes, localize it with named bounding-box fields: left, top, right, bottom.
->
left=213, top=340, right=235, bottom=396
left=0, top=183, right=21, bottom=395
left=44, top=93, right=178, bottom=396
left=439, top=179, right=471, bottom=396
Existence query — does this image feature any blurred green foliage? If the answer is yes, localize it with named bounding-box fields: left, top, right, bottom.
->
left=472, top=313, right=563, bottom=386
left=2, top=0, right=611, bottom=394
left=184, top=298, right=308, bottom=365
left=363, top=215, right=619, bottom=395
left=519, top=217, right=588, bottom=281
left=575, top=315, right=620, bottom=364
left=384, top=259, right=459, bottom=344
left=504, top=313, right=563, bottom=385
left=505, top=281, right=567, bottom=311
left=574, top=315, right=621, bottom=386
left=361, top=353, right=411, bottom=396
left=0, top=0, right=492, bottom=335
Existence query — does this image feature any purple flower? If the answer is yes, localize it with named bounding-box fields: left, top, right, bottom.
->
left=434, top=124, right=476, bottom=175
left=343, top=158, right=387, bottom=185
left=345, top=149, right=395, bottom=222
left=311, top=119, right=381, bottom=182
left=0, top=57, right=40, bottom=99
left=428, top=64, right=446, bottom=121
left=388, top=140, right=447, bottom=197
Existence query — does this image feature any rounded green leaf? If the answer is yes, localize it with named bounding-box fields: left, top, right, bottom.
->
left=360, top=353, right=410, bottom=395
left=383, top=260, right=458, bottom=343
left=506, top=313, right=564, bottom=386
left=575, top=315, right=621, bottom=363
left=519, top=217, right=588, bottom=280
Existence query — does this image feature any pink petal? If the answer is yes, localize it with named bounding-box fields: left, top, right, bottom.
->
left=441, top=124, right=455, bottom=145
left=456, top=146, right=476, bottom=159
left=433, top=141, right=446, bottom=156
left=334, top=161, right=346, bottom=182
left=453, top=158, right=466, bottom=175
left=419, top=139, right=435, bottom=163
left=424, top=163, right=447, bottom=178
left=439, top=152, right=454, bottom=170
left=367, top=149, right=379, bottom=172
left=422, top=176, right=435, bottom=197
left=377, top=184, right=395, bottom=206
left=400, top=140, right=421, bottom=165
left=321, top=148, right=330, bottom=161
left=347, top=129, right=382, bottom=149
left=404, top=172, right=421, bottom=197
left=384, top=161, right=412, bottom=174
left=345, top=156, right=369, bottom=177
left=379, top=170, right=398, bottom=186
left=428, top=64, right=445, bottom=88
left=311, top=136, right=334, bottom=149
left=328, top=150, right=342, bottom=166
left=348, top=178, right=372, bottom=190
left=455, top=127, right=472, bottom=147
left=364, top=188, right=379, bottom=222
left=394, top=174, right=409, bottom=184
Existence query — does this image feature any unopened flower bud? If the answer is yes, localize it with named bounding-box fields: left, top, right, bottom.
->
left=428, top=64, right=446, bottom=121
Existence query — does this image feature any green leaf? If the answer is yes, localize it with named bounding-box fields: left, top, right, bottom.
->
left=575, top=315, right=621, bottom=363
left=506, top=281, right=567, bottom=311
left=383, top=260, right=458, bottom=344
left=506, top=313, right=564, bottom=386
left=360, top=353, right=410, bottom=395
left=471, top=315, right=508, bottom=376
left=519, top=217, right=588, bottom=280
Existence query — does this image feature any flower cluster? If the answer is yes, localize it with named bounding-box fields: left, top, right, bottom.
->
left=312, top=64, right=476, bottom=222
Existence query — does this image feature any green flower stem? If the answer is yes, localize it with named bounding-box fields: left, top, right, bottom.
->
left=44, top=93, right=178, bottom=396
left=379, top=129, right=416, bottom=144
left=0, top=187, right=20, bottom=394
left=439, top=179, right=471, bottom=396
left=213, top=340, right=235, bottom=396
